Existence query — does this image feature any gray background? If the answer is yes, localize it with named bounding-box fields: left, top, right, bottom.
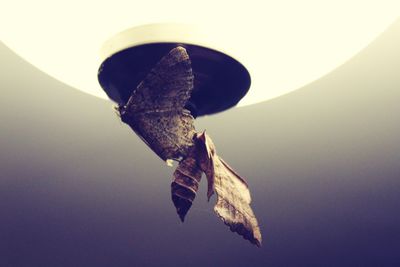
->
left=1, top=19, right=399, bottom=267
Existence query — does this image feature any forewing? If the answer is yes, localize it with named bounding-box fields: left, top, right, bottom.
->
left=120, top=47, right=196, bottom=161
left=196, top=132, right=262, bottom=247
left=213, top=157, right=262, bottom=247
left=125, top=46, right=194, bottom=112
left=125, top=109, right=195, bottom=161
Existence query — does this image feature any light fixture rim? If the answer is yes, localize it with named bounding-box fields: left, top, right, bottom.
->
left=99, top=22, right=247, bottom=68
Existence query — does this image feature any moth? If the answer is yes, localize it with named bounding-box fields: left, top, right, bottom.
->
left=118, top=46, right=262, bottom=247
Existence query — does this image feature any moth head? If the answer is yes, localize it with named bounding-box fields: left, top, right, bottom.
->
left=115, top=104, right=129, bottom=122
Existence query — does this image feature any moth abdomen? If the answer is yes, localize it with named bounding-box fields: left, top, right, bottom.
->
left=171, top=154, right=202, bottom=222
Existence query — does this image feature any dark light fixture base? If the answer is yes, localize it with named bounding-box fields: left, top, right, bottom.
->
left=98, top=26, right=251, bottom=117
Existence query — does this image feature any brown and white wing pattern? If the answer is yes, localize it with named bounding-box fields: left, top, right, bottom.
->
left=125, top=46, right=194, bottom=112
left=118, top=46, right=196, bottom=162
left=196, top=132, right=262, bottom=247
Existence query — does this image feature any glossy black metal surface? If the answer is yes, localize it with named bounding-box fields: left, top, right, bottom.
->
left=98, top=43, right=251, bottom=117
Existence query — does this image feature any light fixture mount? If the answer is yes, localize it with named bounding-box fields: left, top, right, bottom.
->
left=97, top=24, right=251, bottom=117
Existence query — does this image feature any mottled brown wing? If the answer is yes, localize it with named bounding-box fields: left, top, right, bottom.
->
left=119, top=47, right=196, bottom=161
left=126, top=46, right=194, bottom=112
left=196, top=132, right=262, bottom=247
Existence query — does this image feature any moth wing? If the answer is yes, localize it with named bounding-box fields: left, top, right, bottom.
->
left=196, top=132, right=262, bottom=247
left=120, top=47, right=196, bottom=161
left=126, top=46, right=194, bottom=112
left=127, top=110, right=195, bottom=161
left=213, top=156, right=262, bottom=247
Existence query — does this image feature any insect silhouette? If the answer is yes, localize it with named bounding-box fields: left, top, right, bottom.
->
left=117, top=46, right=261, bottom=246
